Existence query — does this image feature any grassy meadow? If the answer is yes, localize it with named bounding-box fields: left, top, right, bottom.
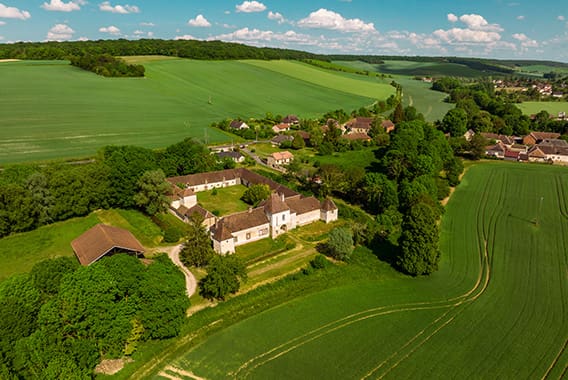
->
left=0, top=59, right=391, bottom=164
left=0, top=209, right=164, bottom=281
left=517, top=101, right=568, bottom=116
left=332, top=60, right=453, bottom=122
left=197, top=185, right=250, bottom=216
left=140, top=162, right=568, bottom=379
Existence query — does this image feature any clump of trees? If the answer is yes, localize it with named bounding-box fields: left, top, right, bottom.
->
left=242, top=184, right=271, bottom=206
left=199, top=255, right=247, bottom=301
left=0, top=254, right=189, bottom=378
left=180, top=214, right=215, bottom=267
left=320, top=227, right=354, bottom=261
left=0, top=138, right=222, bottom=239
left=70, top=54, right=145, bottom=77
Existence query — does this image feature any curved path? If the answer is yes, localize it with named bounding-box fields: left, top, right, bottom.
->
left=166, top=244, right=197, bottom=298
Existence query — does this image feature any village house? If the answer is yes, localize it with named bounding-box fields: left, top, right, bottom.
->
left=381, top=120, right=396, bottom=134
left=230, top=120, right=249, bottom=130
left=346, top=117, right=373, bottom=134
left=167, top=168, right=338, bottom=254
left=216, top=150, right=245, bottom=163
left=271, top=134, right=294, bottom=146
left=272, top=123, right=291, bottom=134
left=535, top=139, right=568, bottom=163
left=485, top=143, right=506, bottom=159
left=463, top=129, right=475, bottom=142
left=341, top=132, right=371, bottom=142
left=282, top=114, right=300, bottom=125
left=523, top=132, right=561, bottom=146
left=480, top=133, right=515, bottom=147
left=267, top=151, right=294, bottom=167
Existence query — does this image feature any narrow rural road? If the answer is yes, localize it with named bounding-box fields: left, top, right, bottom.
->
left=166, top=244, right=197, bottom=298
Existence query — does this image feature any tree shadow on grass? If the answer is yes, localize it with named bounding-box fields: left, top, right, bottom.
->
left=368, top=235, right=399, bottom=269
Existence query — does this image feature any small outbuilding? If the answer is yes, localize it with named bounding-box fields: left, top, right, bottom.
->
left=71, top=224, right=145, bottom=266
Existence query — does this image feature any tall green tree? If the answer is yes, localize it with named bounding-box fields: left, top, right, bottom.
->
left=133, top=169, right=170, bottom=216
left=397, top=202, right=440, bottom=275
left=325, top=227, right=354, bottom=261
left=242, top=184, right=271, bottom=206
left=180, top=213, right=215, bottom=267
left=442, top=108, right=469, bottom=137
left=199, top=255, right=247, bottom=301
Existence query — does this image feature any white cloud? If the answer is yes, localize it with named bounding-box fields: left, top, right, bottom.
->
left=140, top=22, right=154, bottom=27
left=447, top=13, right=458, bottom=23
left=46, top=23, right=74, bottom=41
left=517, top=15, right=525, bottom=20
left=235, top=1, right=266, bottom=13
left=188, top=14, right=211, bottom=27
left=78, top=36, right=89, bottom=41
left=512, top=32, right=538, bottom=47
left=298, top=8, right=375, bottom=33
left=41, top=0, right=85, bottom=12
left=133, top=29, right=143, bottom=35
left=212, top=27, right=313, bottom=44
left=99, top=25, right=121, bottom=35
left=0, top=35, right=3, bottom=40
left=433, top=28, right=501, bottom=43
left=147, top=31, right=153, bottom=38
left=99, top=1, right=140, bottom=14
left=175, top=34, right=198, bottom=40
left=0, top=3, right=31, bottom=20
left=458, top=14, right=503, bottom=31
left=224, top=10, right=230, bottom=15
left=268, top=11, right=285, bottom=24
left=558, top=15, right=565, bottom=21
left=0, top=21, right=5, bottom=26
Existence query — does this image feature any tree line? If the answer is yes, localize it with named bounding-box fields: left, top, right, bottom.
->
left=70, top=54, right=144, bottom=77
left=0, top=138, right=230, bottom=239
left=0, top=254, right=189, bottom=378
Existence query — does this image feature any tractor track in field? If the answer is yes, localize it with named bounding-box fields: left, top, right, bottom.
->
left=233, top=175, right=499, bottom=379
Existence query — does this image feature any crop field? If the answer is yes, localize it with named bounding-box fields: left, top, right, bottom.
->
left=334, top=59, right=486, bottom=78
left=0, top=59, right=389, bottom=164
left=517, top=101, right=568, bottom=116
left=150, top=162, right=567, bottom=379
left=331, top=61, right=452, bottom=122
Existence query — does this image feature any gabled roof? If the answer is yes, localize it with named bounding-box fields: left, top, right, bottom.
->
left=270, top=151, right=294, bottom=160
left=347, top=117, right=373, bottom=130
left=342, top=132, right=370, bottom=141
left=286, top=196, right=320, bottom=215
left=212, top=208, right=269, bottom=241
left=273, top=123, right=291, bottom=131
left=530, top=132, right=560, bottom=141
left=381, top=120, right=395, bottom=132
left=528, top=146, right=547, bottom=158
left=179, top=204, right=215, bottom=220
left=230, top=120, right=248, bottom=129
left=504, top=150, right=520, bottom=159
left=216, top=151, right=244, bottom=160
left=321, top=198, right=338, bottom=212
left=271, top=134, right=294, bottom=144
left=282, top=114, right=299, bottom=124
left=71, top=224, right=145, bottom=266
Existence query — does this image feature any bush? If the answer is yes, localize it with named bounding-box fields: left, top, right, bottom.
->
left=310, top=254, right=329, bottom=269
left=163, top=227, right=181, bottom=243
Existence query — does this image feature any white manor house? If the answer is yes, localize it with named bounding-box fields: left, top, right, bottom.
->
left=167, top=168, right=338, bottom=254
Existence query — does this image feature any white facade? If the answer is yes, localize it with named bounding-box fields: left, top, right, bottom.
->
left=190, top=179, right=239, bottom=192
left=296, top=210, right=321, bottom=226
left=269, top=210, right=291, bottom=237
left=321, top=208, right=338, bottom=223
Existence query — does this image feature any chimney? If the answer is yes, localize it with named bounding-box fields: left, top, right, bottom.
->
left=249, top=207, right=252, bottom=213
left=280, top=192, right=285, bottom=202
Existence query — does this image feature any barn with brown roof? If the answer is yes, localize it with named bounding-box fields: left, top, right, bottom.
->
left=71, top=224, right=145, bottom=266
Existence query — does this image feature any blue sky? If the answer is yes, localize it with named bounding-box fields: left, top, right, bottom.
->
left=1, top=0, right=567, bottom=61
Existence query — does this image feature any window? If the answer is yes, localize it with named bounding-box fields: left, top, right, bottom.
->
left=233, top=236, right=238, bottom=243
left=259, top=228, right=268, bottom=236
left=282, top=214, right=286, bottom=221
left=246, top=232, right=251, bottom=240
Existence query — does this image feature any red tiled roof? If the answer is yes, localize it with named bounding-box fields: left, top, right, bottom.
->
left=212, top=208, right=269, bottom=241
left=71, top=224, right=144, bottom=266
left=270, top=151, right=294, bottom=160
left=286, top=196, right=320, bottom=215
left=260, top=193, right=290, bottom=214
left=321, top=198, right=338, bottom=212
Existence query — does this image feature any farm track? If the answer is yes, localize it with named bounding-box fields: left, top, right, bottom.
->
left=233, top=174, right=501, bottom=379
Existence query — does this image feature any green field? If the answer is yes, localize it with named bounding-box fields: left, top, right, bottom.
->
left=517, top=101, right=568, bottom=116
left=332, top=61, right=453, bottom=122
left=0, top=59, right=391, bottom=164
left=151, top=162, right=568, bottom=379
left=334, top=59, right=486, bottom=78
left=0, top=209, right=164, bottom=281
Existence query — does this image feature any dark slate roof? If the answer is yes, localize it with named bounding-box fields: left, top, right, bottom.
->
left=282, top=114, right=299, bottom=124
left=71, top=224, right=144, bottom=266
left=271, top=134, right=294, bottom=144
left=216, top=151, right=244, bottom=160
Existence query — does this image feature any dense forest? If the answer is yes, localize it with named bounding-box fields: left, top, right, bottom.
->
left=0, top=254, right=189, bottom=378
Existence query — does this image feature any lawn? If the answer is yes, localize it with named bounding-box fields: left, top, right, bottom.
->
left=196, top=185, right=250, bottom=216
left=312, top=147, right=379, bottom=171
left=0, top=209, right=164, bottom=281
left=0, top=59, right=387, bottom=164
left=517, top=101, right=568, bottom=116
left=140, top=162, right=567, bottom=379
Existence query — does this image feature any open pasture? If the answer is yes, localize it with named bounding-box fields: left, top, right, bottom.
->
left=517, top=101, right=568, bottom=116
left=154, top=162, right=568, bottom=379
left=0, top=59, right=387, bottom=164
left=331, top=61, right=453, bottom=122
